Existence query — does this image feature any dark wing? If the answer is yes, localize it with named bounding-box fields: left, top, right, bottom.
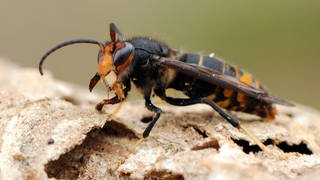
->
left=153, top=56, right=294, bottom=106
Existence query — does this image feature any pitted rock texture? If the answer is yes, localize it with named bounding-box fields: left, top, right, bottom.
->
left=0, top=58, right=320, bottom=180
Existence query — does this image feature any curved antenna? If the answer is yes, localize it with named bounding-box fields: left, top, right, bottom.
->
left=39, top=39, right=104, bottom=75
left=110, top=23, right=122, bottom=42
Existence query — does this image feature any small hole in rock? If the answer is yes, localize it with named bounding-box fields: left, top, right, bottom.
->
left=232, top=138, right=262, bottom=154
left=47, top=138, right=54, bottom=145
left=193, top=126, right=208, bottom=138
left=232, top=138, right=274, bottom=154
left=45, top=120, right=139, bottom=179
left=141, top=116, right=153, bottom=123
left=232, top=138, right=313, bottom=155
left=79, top=156, right=85, bottom=164
left=277, top=141, right=312, bottom=155
left=264, top=138, right=274, bottom=146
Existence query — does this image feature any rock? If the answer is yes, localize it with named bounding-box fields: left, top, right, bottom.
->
left=0, top=58, right=319, bottom=179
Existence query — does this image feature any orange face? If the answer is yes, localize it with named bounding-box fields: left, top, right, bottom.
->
left=98, top=44, right=113, bottom=76
left=39, top=23, right=129, bottom=100
left=98, top=52, right=113, bottom=76
left=97, top=43, right=126, bottom=100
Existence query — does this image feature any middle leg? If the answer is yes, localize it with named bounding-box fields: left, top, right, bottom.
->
left=155, top=90, right=240, bottom=128
left=143, top=97, right=162, bottom=138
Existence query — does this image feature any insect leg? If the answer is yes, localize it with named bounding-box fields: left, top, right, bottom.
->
left=156, top=90, right=240, bottom=128
left=95, top=80, right=131, bottom=111
left=95, top=96, right=123, bottom=111
left=155, top=90, right=287, bottom=157
left=197, top=99, right=283, bottom=157
left=143, top=97, right=162, bottom=138
left=200, top=98, right=240, bottom=127
left=89, top=72, right=101, bottom=92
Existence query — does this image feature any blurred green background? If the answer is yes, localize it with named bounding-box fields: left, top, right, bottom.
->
left=0, top=0, right=319, bottom=109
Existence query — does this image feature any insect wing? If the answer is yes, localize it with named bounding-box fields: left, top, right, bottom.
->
left=155, top=57, right=293, bottom=106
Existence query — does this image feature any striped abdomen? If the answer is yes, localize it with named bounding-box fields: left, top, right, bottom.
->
left=172, top=53, right=276, bottom=119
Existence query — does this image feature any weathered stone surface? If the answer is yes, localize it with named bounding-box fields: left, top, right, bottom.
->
left=0, top=58, right=319, bottom=179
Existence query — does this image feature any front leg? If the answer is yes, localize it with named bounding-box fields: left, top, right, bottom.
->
left=95, top=96, right=124, bottom=111
left=95, top=80, right=131, bottom=111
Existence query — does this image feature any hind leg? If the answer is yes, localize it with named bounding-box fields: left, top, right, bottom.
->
left=155, top=89, right=296, bottom=159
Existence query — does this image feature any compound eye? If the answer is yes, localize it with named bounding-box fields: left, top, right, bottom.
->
left=113, top=42, right=134, bottom=66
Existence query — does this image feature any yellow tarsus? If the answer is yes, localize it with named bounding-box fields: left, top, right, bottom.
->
left=128, top=138, right=145, bottom=153
left=239, top=125, right=298, bottom=160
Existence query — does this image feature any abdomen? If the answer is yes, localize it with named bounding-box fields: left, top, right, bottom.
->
left=169, top=53, right=276, bottom=119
